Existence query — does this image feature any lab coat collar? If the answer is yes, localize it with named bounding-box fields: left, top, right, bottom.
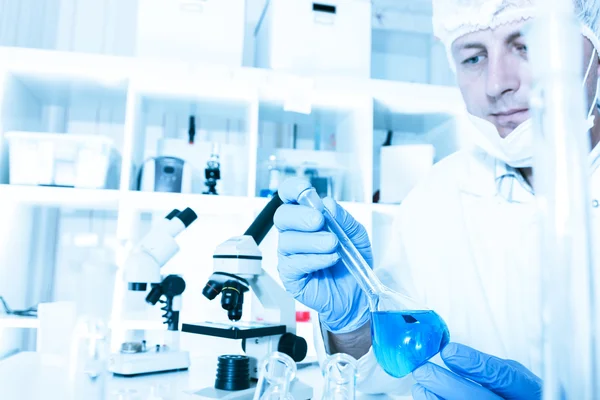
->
left=460, top=142, right=600, bottom=203
left=457, top=148, right=532, bottom=203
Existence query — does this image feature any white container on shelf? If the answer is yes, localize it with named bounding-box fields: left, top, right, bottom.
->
left=379, top=144, right=434, bottom=204
left=254, top=0, right=371, bottom=77
left=136, top=0, right=246, bottom=65
left=5, top=132, right=121, bottom=189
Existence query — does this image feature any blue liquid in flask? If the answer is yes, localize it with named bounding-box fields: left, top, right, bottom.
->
left=371, top=310, right=450, bottom=378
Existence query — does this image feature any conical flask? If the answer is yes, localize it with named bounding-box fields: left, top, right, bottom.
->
left=297, top=187, right=450, bottom=378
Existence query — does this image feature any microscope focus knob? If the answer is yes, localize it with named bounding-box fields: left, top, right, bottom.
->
left=278, top=333, right=308, bottom=363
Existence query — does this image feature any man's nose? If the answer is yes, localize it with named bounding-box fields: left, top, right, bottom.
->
left=486, top=54, right=521, bottom=99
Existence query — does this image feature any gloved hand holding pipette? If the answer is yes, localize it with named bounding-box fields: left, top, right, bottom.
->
left=275, top=178, right=449, bottom=380
left=412, top=343, right=542, bottom=400
left=274, top=178, right=372, bottom=334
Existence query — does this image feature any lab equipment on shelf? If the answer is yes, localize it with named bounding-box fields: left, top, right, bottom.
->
left=258, top=153, right=345, bottom=200
left=203, top=143, right=221, bottom=195
left=297, top=187, right=450, bottom=378
left=322, top=353, right=358, bottom=400
left=253, top=352, right=296, bottom=400
left=138, top=156, right=198, bottom=193
left=5, top=132, right=121, bottom=189
left=157, top=138, right=247, bottom=197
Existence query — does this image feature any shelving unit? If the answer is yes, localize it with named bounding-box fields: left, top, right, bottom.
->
left=0, top=46, right=465, bottom=209
left=0, top=315, right=39, bottom=329
left=0, top=37, right=464, bottom=356
left=0, top=184, right=121, bottom=209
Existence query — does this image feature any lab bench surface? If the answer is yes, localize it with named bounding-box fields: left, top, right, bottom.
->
left=0, top=352, right=411, bottom=400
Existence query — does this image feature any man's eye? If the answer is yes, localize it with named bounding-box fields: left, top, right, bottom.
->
left=463, top=55, right=483, bottom=65
left=515, top=44, right=528, bottom=52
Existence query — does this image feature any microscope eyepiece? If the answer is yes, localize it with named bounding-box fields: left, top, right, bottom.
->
left=176, top=208, right=198, bottom=228
left=129, top=282, right=147, bottom=292
left=165, top=209, right=181, bottom=220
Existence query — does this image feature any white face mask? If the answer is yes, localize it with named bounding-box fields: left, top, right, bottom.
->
left=466, top=48, right=598, bottom=168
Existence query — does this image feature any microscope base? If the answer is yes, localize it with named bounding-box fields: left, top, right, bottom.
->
left=189, top=379, right=313, bottom=400
left=108, top=350, right=190, bottom=376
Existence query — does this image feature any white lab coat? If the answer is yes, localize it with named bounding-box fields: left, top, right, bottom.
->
left=314, top=146, right=600, bottom=394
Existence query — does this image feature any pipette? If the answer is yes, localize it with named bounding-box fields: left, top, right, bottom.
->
left=297, top=187, right=449, bottom=378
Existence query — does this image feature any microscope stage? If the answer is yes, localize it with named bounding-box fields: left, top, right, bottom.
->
left=181, top=321, right=286, bottom=339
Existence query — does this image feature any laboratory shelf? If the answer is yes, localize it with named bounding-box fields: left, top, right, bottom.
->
left=0, top=46, right=133, bottom=85
left=0, top=182, right=397, bottom=216
left=0, top=316, right=167, bottom=331
left=0, top=184, right=121, bottom=209
left=120, top=191, right=270, bottom=216
left=109, top=319, right=167, bottom=331
left=0, top=46, right=463, bottom=116
left=0, top=314, right=39, bottom=329
left=121, top=190, right=381, bottom=218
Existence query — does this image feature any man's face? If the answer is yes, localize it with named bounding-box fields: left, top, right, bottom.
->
left=452, top=20, right=599, bottom=139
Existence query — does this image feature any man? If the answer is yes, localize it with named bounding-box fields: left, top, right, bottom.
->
left=274, top=0, right=600, bottom=398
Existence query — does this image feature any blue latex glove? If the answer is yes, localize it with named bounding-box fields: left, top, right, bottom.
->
left=412, top=343, right=543, bottom=400
left=274, top=178, right=373, bottom=334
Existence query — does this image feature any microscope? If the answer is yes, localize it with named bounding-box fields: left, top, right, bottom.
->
left=203, top=143, right=221, bottom=195
left=182, top=194, right=313, bottom=400
left=108, top=208, right=198, bottom=376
